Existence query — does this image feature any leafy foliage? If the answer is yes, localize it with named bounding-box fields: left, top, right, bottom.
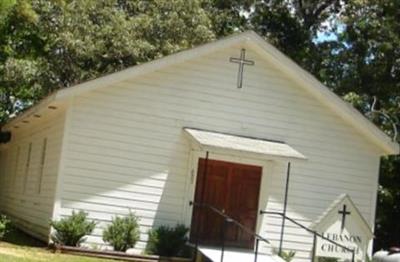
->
left=50, top=210, right=96, bottom=247
left=0, top=0, right=399, bottom=251
left=146, top=224, right=189, bottom=257
left=0, top=214, right=11, bottom=239
left=274, top=249, right=296, bottom=262
left=102, top=212, right=140, bottom=252
left=249, top=0, right=344, bottom=74
left=317, top=257, right=338, bottom=262
left=0, top=0, right=216, bottom=123
left=238, top=0, right=400, bottom=250
left=321, top=0, right=400, bottom=250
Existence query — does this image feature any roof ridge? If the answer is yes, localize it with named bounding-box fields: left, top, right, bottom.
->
left=2, top=30, right=399, bottom=155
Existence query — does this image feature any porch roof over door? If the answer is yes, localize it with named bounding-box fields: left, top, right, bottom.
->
left=184, top=128, right=306, bottom=161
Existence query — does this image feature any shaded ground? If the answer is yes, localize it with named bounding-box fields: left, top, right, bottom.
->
left=0, top=228, right=117, bottom=262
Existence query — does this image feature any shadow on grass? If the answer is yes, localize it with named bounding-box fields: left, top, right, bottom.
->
left=3, top=227, right=46, bottom=248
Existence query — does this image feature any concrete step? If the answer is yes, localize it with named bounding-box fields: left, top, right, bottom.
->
left=198, top=246, right=285, bottom=262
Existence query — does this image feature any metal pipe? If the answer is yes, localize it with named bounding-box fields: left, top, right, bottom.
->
left=190, top=202, right=274, bottom=262
left=194, top=202, right=270, bottom=244
left=221, top=218, right=227, bottom=262
left=200, top=151, right=210, bottom=210
left=279, top=162, right=291, bottom=255
left=254, top=238, right=259, bottom=262
left=260, top=211, right=355, bottom=254
left=311, top=233, right=317, bottom=262
left=193, top=151, right=209, bottom=262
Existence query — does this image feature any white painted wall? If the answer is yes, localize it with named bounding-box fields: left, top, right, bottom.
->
left=55, top=43, right=382, bottom=260
left=0, top=110, right=66, bottom=241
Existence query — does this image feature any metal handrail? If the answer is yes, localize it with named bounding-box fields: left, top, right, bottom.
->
left=190, top=201, right=270, bottom=262
left=260, top=210, right=356, bottom=262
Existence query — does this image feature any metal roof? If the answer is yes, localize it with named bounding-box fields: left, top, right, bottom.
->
left=184, top=128, right=307, bottom=160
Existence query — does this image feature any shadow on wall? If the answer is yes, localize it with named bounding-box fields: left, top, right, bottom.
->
left=59, top=132, right=191, bottom=251
left=3, top=227, right=46, bottom=248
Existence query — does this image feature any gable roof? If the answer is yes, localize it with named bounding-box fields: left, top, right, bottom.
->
left=2, top=31, right=399, bottom=155
left=310, top=194, right=373, bottom=238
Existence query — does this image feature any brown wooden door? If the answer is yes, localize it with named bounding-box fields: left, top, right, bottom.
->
left=190, top=158, right=262, bottom=249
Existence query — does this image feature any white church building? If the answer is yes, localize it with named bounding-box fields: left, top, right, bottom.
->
left=0, top=31, right=398, bottom=262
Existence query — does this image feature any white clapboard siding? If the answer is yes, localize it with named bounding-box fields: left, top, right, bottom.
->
left=0, top=110, right=66, bottom=241
left=55, top=43, right=382, bottom=261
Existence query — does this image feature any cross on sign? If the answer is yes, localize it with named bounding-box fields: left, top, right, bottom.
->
left=338, top=204, right=351, bottom=230
left=229, top=48, right=255, bottom=88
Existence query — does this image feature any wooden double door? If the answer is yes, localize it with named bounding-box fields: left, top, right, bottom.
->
left=190, top=158, right=262, bottom=249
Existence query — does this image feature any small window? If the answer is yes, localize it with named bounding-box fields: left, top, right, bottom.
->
left=23, top=143, right=32, bottom=193
left=37, top=138, right=47, bottom=194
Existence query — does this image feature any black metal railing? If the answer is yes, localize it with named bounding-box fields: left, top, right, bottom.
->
left=260, top=210, right=356, bottom=262
left=190, top=201, right=271, bottom=262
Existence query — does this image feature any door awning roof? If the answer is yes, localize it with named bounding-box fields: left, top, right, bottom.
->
left=184, top=128, right=306, bottom=161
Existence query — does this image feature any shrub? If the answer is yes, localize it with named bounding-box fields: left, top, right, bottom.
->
left=102, top=212, right=140, bottom=252
left=273, top=249, right=296, bottom=262
left=0, top=214, right=11, bottom=239
left=280, top=250, right=296, bottom=262
left=50, top=210, right=96, bottom=246
left=146, top=224, right=189, bottom=257
left=318, top=258, right=339, bottom=262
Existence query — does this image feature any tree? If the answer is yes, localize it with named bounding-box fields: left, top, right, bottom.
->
left=0, top=0, right=399, bottom=250
left=217, top=0, right=399, bottom=250
left=0, top=0, right=41, bottom=121
left=249, top=0, right=400, bottom=250
left=249, top=0, right=345, bottom=75
left=201, top=0, right=251, bottom=36
left=0, top=0, right=216, bottom=123
left=325, top=0, right=400, bottom=250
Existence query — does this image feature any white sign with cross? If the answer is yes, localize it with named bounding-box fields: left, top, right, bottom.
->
left=311, top=194, right=374, bottom=261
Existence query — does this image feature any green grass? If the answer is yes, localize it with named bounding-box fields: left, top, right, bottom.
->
left=0, top=228, right=118, bottom=262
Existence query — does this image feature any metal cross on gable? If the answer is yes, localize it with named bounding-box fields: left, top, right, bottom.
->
left=229, top=48, right=255, bottom=89
left=338, top=204, right=351, bottom=230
